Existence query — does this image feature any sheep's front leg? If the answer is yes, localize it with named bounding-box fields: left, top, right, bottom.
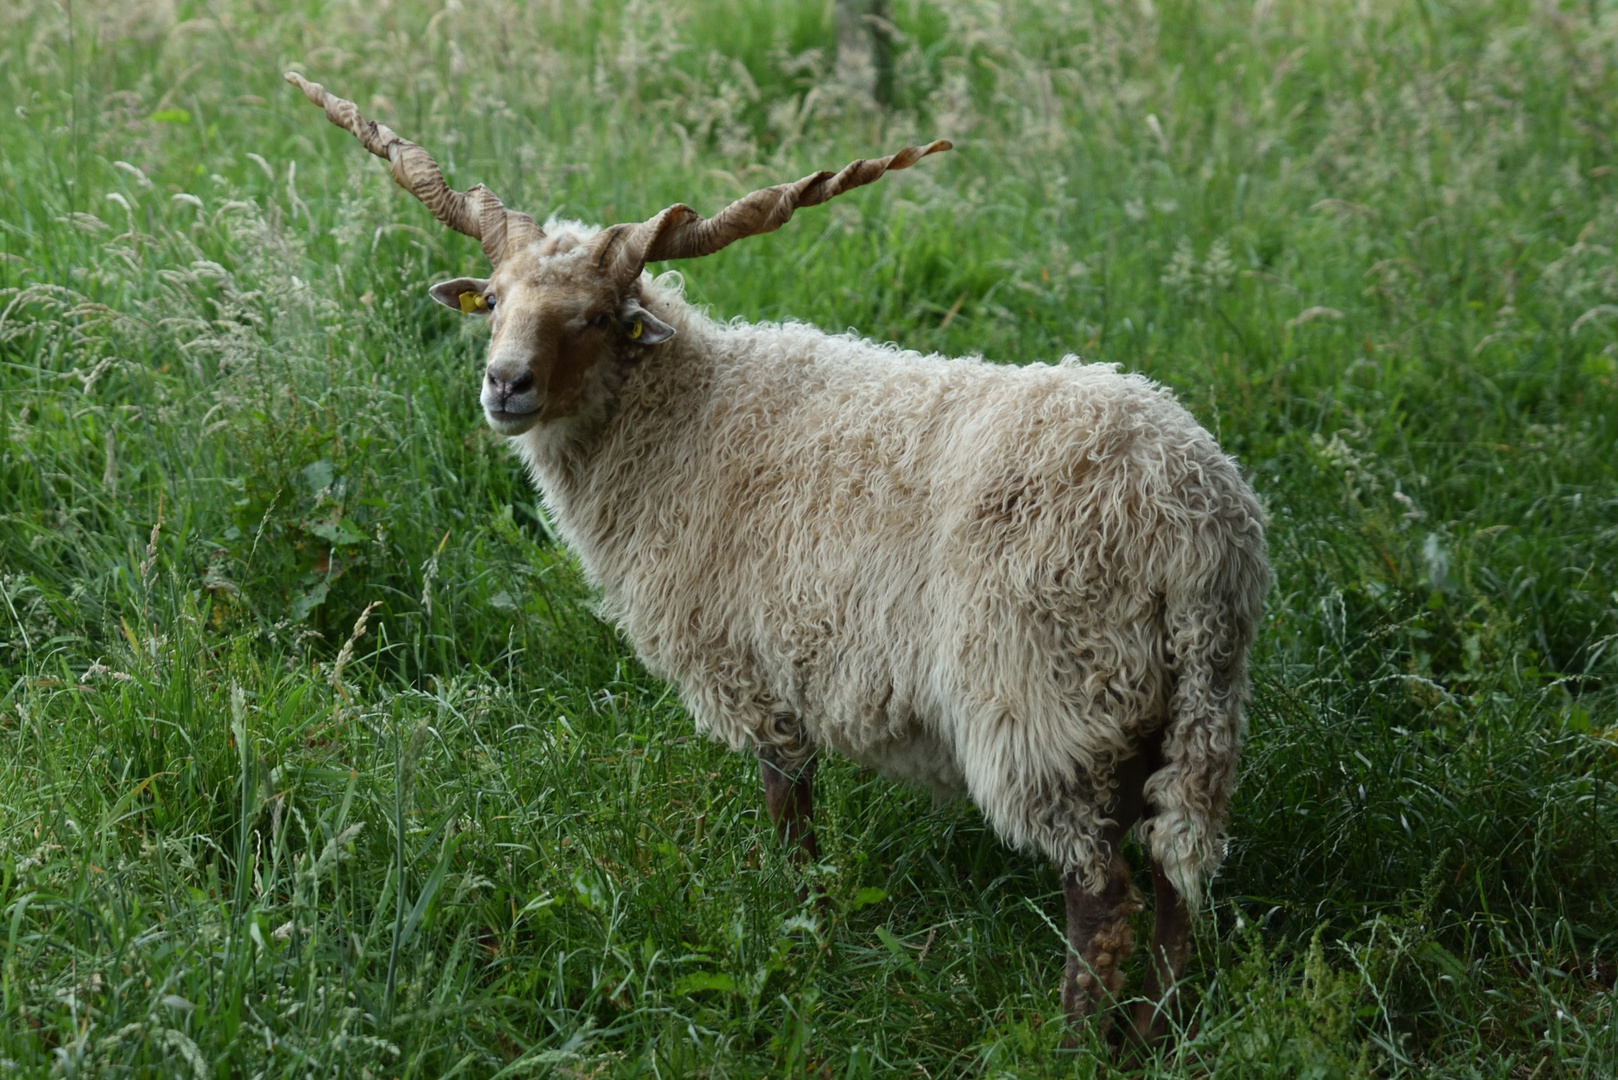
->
left=757, top=748, right=820, bottom=864
left=1130, top=856, right=1191, bottom=1043
left=1062, top=848, right=1140, bottom=1033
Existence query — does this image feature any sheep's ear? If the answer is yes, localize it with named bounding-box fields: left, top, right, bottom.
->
left=617, top=297, right=675, bottom=345
left=428, top=277, right=492, bottom=315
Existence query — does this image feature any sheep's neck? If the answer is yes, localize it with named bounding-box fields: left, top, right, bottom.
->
left=514, top=297, right=713, bottom=558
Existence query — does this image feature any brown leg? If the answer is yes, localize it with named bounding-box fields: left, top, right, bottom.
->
left=1061, top=846, right=1141, bottom=1033
left=758, top=748, right=820, bottom=864
left=1130, top=857, right=1192, bottom=1044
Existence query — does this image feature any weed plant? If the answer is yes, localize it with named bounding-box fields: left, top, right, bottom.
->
left=1, top=0, right=1616, bottom=1076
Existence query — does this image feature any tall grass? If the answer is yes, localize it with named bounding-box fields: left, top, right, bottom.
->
left=1, top=0, right=1615, bottom=1075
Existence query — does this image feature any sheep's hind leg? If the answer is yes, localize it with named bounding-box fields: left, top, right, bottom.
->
left=1130, top=855, right=1191, bottom=1044
left=757, top=747, right=820, bottom=864
left=1061, top=845, right=1141, bottom=1035
left=1059, top=744, right=1155, bottom=1039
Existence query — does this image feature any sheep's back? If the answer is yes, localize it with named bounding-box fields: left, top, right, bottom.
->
left=569, top=321, right=1260, bottom=781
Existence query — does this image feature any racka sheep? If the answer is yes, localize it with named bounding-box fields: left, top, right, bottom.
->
left=287, top=71, right=1268, bottom=1041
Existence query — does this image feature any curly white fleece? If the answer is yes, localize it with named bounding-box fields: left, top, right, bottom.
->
left=513, top=260, right=1268, bottom=912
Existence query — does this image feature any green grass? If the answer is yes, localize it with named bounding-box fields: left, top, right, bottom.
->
left=2, top=0, right=1616, bottom=1075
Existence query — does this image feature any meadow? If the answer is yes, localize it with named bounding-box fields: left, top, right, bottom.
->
left=1, top=0, right=1616, bottom=1075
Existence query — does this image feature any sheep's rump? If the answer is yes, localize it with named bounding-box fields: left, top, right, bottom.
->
left=570, top=318, right=1268, bottom=896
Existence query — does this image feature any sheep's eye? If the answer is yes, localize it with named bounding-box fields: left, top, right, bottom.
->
left=484, top=293, right=497, bottom=310
left=590, top=312, right=612, bottom=330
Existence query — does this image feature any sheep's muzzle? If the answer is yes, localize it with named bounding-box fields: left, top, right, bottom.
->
left=481, top=363, right=541, bottom=435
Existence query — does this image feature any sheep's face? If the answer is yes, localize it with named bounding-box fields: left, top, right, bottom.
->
left=428, top=236, right=674, bottom=437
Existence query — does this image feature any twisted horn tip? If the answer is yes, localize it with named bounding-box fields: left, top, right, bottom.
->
left=883, top=139, right=952, bottom=172
left=284, top=71, right=323, bottom=103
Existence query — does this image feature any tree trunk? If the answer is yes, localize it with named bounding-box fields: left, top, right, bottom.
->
left=835, top=0, right=893, bottom=106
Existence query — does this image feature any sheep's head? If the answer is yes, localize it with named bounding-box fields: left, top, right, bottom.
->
left=422, top=237, right=677, bottom=434
left=286, top=72, right=949, bottom=435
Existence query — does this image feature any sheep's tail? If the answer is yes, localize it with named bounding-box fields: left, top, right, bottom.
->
left=1143, top=536, right=1267, bottom=916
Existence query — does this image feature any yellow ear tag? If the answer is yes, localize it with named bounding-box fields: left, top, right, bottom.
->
left=628, top=320, right=643, bottom=340
left=458, top=291, right=487, bottom=314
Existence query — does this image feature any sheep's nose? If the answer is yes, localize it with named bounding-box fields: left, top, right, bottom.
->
left=486, top=370, right=534, bottom=402
left=481, top=366, right=540, bottom=419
